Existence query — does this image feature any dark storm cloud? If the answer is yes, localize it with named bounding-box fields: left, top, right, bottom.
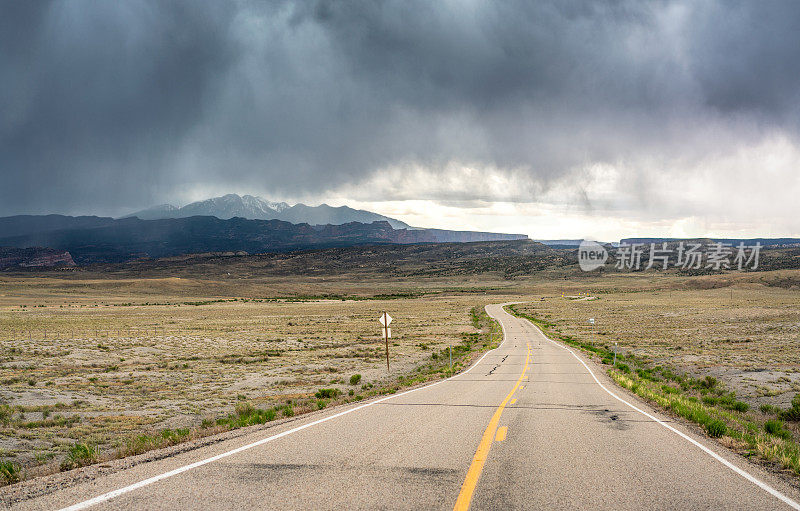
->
left=1, top=1, right=239, bottom=214
left=1, top=1, right=799, bottom=216
left=686, top=1, right=800, bottom=116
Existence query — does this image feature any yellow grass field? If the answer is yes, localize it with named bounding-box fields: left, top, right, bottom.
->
left=2, top=266, right=799, bottom=482
left=0, top=273, right=513, bottom=477
left=514, top=270, right=800, bottom=405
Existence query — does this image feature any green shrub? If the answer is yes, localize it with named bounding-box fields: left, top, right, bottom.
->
left=210, top=402, right=280, bottom=429
left=659, top=367, right=682, bottom=383
left=661, top=385, right=679, bottom=395
left=764, top=419, right=792, bottom=440
left=61, top=443, right=98, bottom=471
left=780, top=408, right=800, bottom=421
left=779, top=393, right=800, bottom=422
left=123, top=434, right=160, bottom=456
left=0, top=460, right=21, bottom=485
left=702, top=395, right=718, bottom=405
left=315, top=388, right=341, bottom=399
left=0, top=405, right=13, bottom=426
left=760, top=403, right=778, bottom=415
left=235, top=402, right=256, bottom=417
left=160, top=428, right=190, bottom=445
left=730, top=401, right=749, bottom=413
left=699, top=376, right=718, bottom=389
left=706, top=419, right=728, bottom=438
left=237, top=405, right=275, bottom=426
left=636, top=368, right=660, bottom=382
left=349, top=374, right=362, bottom=386
left=705, top=419, right=727, bottom=438
left=764, top=419, right=782, bottom=435
left=698, top=391, right=748, bottom=413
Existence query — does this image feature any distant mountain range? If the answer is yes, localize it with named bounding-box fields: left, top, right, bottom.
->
left=124, top=194, right=413, bottom=229
left=0, top=215, right=527, bottom=265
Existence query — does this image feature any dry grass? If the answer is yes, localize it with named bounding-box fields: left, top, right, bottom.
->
left=513, top=270, right=800, bottom=413
left=3, top=262, right=800, bottom=484
left=0, top=273, right=513, bottom=480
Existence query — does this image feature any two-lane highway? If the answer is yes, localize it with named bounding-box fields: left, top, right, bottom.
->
left=11, top=304, right=800, bottom=510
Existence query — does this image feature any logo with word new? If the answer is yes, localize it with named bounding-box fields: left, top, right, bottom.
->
left=578, top=240, right=608, bottom=271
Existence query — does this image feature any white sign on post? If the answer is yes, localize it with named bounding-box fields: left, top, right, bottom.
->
left=380, top=312, right=393, bottom=371
left=588, top=318, right=595, bottom=325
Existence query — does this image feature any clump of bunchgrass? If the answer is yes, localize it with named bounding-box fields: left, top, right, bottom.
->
left=314, top=388, right=341, bottom=399
left=60, top=443, right=99, bottom=471
left=780, top=394, right=800, bottom=422
left=0, top=460, right=21, bottom=485
left=705, top=419, right=727, bottom=438
left=760, top=403, right=779, bottom=415
left=764, top=419, right=792, bottom=440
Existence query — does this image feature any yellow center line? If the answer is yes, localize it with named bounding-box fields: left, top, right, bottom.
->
left=495, top=426, right=508, bottom=442
left=510, top=398, right=517, bottom=405
left=453, top=347, right=530, bottom=511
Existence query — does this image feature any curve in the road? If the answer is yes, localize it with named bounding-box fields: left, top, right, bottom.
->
left=28, top=301, right=800, bottom=511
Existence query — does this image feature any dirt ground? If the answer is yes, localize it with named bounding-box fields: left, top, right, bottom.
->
left=2, top=266, right=799, bottom=480
left=0, top=273, right=516, bottom=473
left=514, top=270, right=800, bottom=409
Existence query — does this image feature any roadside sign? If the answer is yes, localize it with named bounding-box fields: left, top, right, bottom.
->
left=380, top=312, right=393, bottom=372
left=588, top=318, right=595, bottom=325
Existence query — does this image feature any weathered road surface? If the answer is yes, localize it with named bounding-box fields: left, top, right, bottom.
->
left=11, top=304, right=800, bottom=510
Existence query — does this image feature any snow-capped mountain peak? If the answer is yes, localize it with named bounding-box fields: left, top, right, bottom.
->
left=240, top=194, right=289, bottom=214
left=124, top=194, right=410, bottom=228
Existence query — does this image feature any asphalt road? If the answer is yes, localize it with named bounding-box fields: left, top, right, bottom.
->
left=12, top=304, right=800, bottom=510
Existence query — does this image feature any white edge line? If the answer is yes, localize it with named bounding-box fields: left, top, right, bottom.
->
left=500, top=306, right=800, bottom=511
left=57, top=306, right=510, bottom=511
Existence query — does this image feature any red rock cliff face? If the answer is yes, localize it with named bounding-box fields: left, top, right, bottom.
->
left=0, top=247, right=76, bottom=269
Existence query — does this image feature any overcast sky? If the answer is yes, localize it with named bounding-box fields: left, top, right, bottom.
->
left=2, top=1, right=800, bottom=240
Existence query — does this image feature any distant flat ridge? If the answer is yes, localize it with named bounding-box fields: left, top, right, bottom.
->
left=621, top=237, right=800, bottom=247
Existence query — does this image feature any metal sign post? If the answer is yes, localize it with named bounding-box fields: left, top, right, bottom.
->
left=379, top=312, right=393, bottom=372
